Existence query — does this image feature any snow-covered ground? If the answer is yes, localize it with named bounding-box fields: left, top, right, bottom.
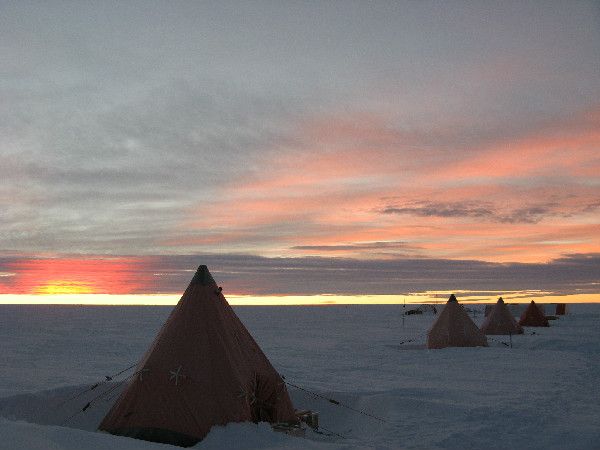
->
left=1, top=304, right=599, bottom=449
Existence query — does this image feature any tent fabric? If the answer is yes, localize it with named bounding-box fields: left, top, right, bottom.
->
left=518, top=300, right=550, bottom=327
left=479, top=297, right=524, bottom=335
left=556, top=303, right=567, bottom=315
left=98, top=265, right=297, bottom=447
left=426, top=294, right=488, bottom=349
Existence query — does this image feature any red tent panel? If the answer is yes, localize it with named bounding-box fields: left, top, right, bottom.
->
left=518, top=300, right=549, bottom=327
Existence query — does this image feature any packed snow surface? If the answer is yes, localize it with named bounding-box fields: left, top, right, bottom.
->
left=1, top=304, right=599, bottom=449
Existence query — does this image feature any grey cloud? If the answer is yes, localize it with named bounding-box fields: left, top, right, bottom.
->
left=2, top=253, right=598, bottom=297
left=1, top=1, right=599, bottom=260
left=0, top=78, right=306, bottom=254
left=382, top=202, right=494, bottom=219
left=291, top=241, right=418, bottom=254
left=381, top=201, right=599, bottom=224
left=497, top=205, right=556, bottom=224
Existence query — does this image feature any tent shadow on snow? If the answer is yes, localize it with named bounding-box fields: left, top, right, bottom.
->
left=0, top=384, right=123, bottom=432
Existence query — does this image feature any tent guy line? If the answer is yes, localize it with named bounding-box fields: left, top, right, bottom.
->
left=281, top=378, right=388, bottom=424
left=61, top=369, right=142, bottom=426
left=58, top=359, right=390, bottom=428
left=56, top=362, right=139, bottom=409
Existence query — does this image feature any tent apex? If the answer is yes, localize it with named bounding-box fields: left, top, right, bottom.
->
left=191, top=265, right=216, bottom=286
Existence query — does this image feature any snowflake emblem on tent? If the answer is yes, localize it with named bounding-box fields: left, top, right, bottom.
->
left=169, top=365, right=185, bottom=386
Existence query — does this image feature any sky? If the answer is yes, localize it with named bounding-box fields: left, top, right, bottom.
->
left=1, top=1, right=599, bottom=303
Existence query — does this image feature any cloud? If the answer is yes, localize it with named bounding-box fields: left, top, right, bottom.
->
left=0, top=79, right=308, bottom=255
left=382, top=202, right=495, bottom=219
left=1, top=2, right=598, bottom=265
left=169, top=106, right=600, bottom=262
left=381, top=200, right=600, bottom=224
left=291, top=241, right=413, bottom=251
left=497, top=205, right=557, bottom=224
left=290, top=241, right=419, bottom=256
left=1, top=253, right=598, bottom=297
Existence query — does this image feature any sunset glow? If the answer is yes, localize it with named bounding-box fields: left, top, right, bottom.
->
left=34, top=281, right=95, bottom=295
left=0, top=258, right=151, bottom=296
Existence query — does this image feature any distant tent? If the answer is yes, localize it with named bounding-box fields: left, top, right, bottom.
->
left=518, top=300, right=549, bottom=327
left=427, top=294, right=488, bottom=349
left=556, top=303, right=567, bottom=315
left=99, top=265, right=297, bottom=447
left=480, top=297, right=524, bottom=335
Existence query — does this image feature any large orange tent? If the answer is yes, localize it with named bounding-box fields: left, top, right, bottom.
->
left=518, top=300, right=549, bottom=327
left=99, top=265, right=297, bottom=446
left=427, top=294, right=488, bottom=349
left=480, top=297, right=523, bottom=335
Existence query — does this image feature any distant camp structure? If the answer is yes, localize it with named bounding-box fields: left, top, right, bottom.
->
left=518, top=300, right=549, bottom=327
left=479, top=297, right=523, bottom=335
left=555, top=303, right=567, bottom=315
left=427, top=294, right=488, bottom=349
left=404, top=304, right=438, bottom=315
left=98, top=265, right=298, bottom=447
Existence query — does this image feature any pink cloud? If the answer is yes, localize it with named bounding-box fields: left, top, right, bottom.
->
left=172, top=106, right=600, bottom=263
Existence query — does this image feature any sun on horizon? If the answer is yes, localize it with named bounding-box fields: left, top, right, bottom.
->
left=33, top=281, right=96, bottom=296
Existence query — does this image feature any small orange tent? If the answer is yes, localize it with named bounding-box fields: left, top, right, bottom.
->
left=480, top=297, right=523, bottom=335
left=99, top=265, right=297, bottom=446
left=518, top=300, right=549, bottom=327
left=427, top=294, right=488, bottom=349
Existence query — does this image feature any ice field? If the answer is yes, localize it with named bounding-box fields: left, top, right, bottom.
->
left=1, top=304, right=599, bottom=449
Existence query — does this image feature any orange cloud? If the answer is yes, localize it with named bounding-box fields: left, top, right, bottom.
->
left=172, top=107, right=600, bottom=263
left=439, top=108, right=600, bottom=180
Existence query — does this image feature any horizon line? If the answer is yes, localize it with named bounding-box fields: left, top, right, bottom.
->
left=0, top=292, right=598, bottom=306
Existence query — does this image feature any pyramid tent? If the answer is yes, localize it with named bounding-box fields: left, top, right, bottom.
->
left=555, top=303, right=567, bottom=315
left=480, top=297, right=524, bottom=335
left=99, top=265, right=297, bottom=446
left=426, top=294, right=488, bottom=349
left=518, top=300, right=549, bottom=327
